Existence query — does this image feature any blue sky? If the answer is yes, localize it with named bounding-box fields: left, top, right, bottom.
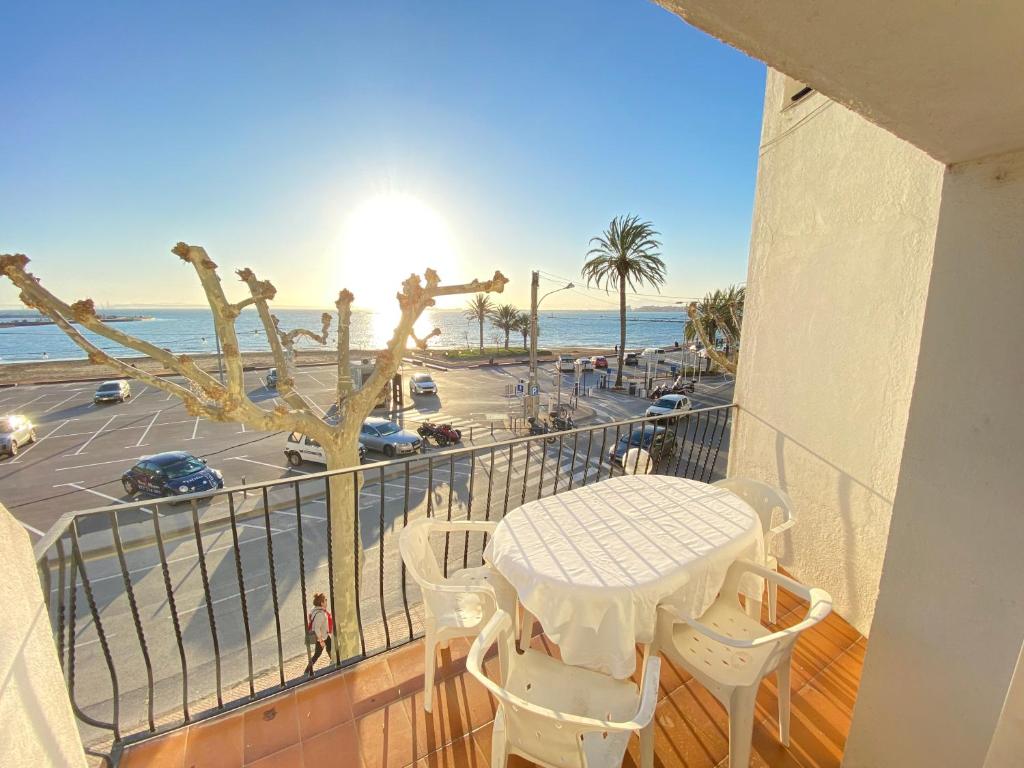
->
left=0, top=1, right=765, bottom=310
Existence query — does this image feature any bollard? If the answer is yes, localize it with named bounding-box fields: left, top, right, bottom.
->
left=242, top=475, right=247, bottom=499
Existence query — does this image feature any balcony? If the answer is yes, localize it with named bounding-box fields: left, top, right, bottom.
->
left=118, top=602, right=864, bottom=767
left=31, top=405, right=867, bottom=766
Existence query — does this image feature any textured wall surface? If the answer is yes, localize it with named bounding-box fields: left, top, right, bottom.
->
left=729, top=69, right=944, bottom=634
left=845, top=149, right=1024, bottom=768
left=0, top=505, right=86, bottom=768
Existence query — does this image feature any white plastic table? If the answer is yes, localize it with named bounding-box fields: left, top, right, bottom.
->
left=484, top=475, right=764, bottom=679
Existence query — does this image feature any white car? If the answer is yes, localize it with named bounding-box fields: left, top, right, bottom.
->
left=640, top=347, right=667, bottom=364
left=575, top=357, right=594, bottom=372
left=409, top=372, right=438, bottom=396
left=556, top=354, right=576, bottom=373
left=285, top=432, right=365, bottom=466
left=645, top=394, right=692, bottom=420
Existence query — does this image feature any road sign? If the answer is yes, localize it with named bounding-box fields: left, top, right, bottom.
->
left=530, top=385, right=539, bottom=396
left=515, top=382, right=525, bottom=396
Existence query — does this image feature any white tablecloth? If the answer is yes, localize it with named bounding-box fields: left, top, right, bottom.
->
left=484, top=475, right=764, bottom=678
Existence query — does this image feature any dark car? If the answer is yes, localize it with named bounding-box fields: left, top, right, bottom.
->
left=608, top=424, right=675, bottom=466
left=624, top=352, right=640, bottom=366
left=122, top=451, right=224, bottom=501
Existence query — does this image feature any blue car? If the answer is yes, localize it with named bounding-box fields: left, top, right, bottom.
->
left=608, top=424, right=675, bottom=466
left=122, top=451, right=224, bottom=502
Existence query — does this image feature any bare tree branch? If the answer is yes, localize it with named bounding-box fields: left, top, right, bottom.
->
left=336, top=289, right=354, bottom=405
left=350, top=269, right=508, bottom=414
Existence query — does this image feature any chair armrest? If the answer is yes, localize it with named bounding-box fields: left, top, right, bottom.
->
left=468, top=613, right=661, bottom=735
left=427, top=520, right=498, bottom=535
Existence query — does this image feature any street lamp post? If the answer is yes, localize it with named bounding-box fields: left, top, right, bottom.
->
left=528, top=271, right=573, bottom=417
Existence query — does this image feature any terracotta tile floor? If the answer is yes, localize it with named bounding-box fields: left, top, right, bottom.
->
left=120, top=603, right=865, bottom=768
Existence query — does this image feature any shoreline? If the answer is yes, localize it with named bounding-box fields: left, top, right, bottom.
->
left=0, top=346, right=634, bottom=386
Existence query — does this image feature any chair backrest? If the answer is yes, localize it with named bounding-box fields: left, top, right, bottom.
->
left=399, top=517, right=445, bottom=588
left=468, top=611, right=661, bottom=768
left=717, top=559, right=831, bottom=682
left=623, top=447, right=653, bottom=475
left=713, top=477, right=795, bottom=544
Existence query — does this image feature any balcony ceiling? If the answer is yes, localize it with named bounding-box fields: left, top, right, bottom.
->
left=656, top=0, right=1024, bottom=164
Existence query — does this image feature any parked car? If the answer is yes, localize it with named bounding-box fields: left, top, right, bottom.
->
left=409, top=372, right=438, bottom=396
left=556, top=354, right=576, bottom=373
left=122, top=451, right=223, bottom=501
left=284, top=432, right=365, bottom=466
left=590, top=355, right=609, bottom=369
left=640, top=348, right=667, bottom=364
left=608, top=424, right=674, bottom=466
left=624, top=352, right=640, bottom=366
left=94, top=380, right=131, bottom=403
left=360, top=417, right=422, bottom=457
left=265, top=368, right=278, bottom=389
left=0, top=415, right=36, bottom=457
left=576, top=357, right=594, bottom=372
left=645, top=394, right=692, bottom=420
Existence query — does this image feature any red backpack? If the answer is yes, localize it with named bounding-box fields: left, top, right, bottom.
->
left=307, top=607, right=334, bottom=634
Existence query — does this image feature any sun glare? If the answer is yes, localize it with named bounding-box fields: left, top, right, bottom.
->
left=333, top=193, right=458, bottom=313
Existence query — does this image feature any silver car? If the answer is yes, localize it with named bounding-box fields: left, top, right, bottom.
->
left=409, top=372, right=438, bottom=396
left=359, top=417, right=422, bottom=458
left=94, top=379, right=131, bottom=403
left=0, top=414, right=36, bottom=456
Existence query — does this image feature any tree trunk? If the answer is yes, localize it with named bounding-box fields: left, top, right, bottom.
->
left=616, top=278, right=626, bottom=388
left=478, top=317, right=484, bottom=350
left=322, top=434, right=363, bottom=661
left=687, top=303, right=737, bottom=375
left=503, top=330, right=509, bottom=350
left=521, top=330, right=527, bottom=349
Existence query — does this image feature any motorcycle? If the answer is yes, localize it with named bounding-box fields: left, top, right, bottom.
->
left=527, top=416, right=557, bottom=444
left=649, top=378, right=696, bottom=399
left=416, top=421, right=462, bottom=446
left=550, top=413, right=575, bottom=432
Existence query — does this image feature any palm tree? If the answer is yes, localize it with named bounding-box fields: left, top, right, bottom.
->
left=463, top=293, right=494, bottom=350
left=515, top=312, right=530, bottom=350
left=581, top=214, right=666, bottom=387
left=491, top=303, right=520, bottom=350
left=685, top=285, right=745, bottom=374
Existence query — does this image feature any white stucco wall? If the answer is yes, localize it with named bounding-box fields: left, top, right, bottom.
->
left=0, top=504, right=87, bottom=768
left=845, top=149, right=1024, bottom=768
left=729, top=69, right=945, bottom=634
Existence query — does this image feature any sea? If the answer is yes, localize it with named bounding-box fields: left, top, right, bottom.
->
left=0, top=307, right=692, bottom=364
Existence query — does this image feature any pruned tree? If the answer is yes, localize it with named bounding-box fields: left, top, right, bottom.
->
left=0, top=244, right=507, bottom=658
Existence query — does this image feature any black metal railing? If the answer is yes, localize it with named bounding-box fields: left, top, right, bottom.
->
left=34, top=404, right=734, bottom=763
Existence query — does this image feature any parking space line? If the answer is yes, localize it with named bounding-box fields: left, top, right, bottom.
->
left=188, top=416, right=200, bottom=440
left=43, top=393, right=78, bottom=414
left=178, top=584, right=264, bottom=617
left=77, top=633, right=117, bottom=648
left=165, top=391, right=175, bottom=401
left=129, top=410, right=161, bottom=448
left=53, top=481, right=151, bottom=512
left=10, top=419, right=72, bottom=464
left=225, top=455, right=308, bottom=474
left=17, top=393, right=49, bottom=409
left=17, top=519, right=45, bottom=537
left=56, top=457, right=143, bottom=472
left=70, top=414, right=118, bottom=456
left=302, top=372, right=327, bottom=387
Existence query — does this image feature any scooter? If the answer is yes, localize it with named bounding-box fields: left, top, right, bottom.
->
left=416, top=422, right=463, bottom=446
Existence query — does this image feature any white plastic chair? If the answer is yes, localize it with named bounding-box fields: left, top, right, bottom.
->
left=650, top=560, right=832, bottom=768
left=467, top=610, right=662, bottom=768
left=623, top=447, right=654, bottom=475
left=713, top=477, right=797, bottom=622
left=399, top=517, right=516, bottom=712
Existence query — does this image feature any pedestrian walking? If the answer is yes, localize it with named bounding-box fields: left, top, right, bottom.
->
left=304, top=592, right=333, bottom=677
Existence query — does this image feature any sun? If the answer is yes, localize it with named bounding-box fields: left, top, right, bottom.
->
left=332, top=193, right=457, bottom=311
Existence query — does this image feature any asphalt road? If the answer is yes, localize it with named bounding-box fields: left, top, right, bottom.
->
left=2, top=359, right=734, bottom=742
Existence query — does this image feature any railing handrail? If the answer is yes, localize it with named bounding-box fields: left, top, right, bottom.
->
left=32, top=403, right=736, bottom=559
